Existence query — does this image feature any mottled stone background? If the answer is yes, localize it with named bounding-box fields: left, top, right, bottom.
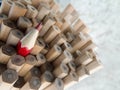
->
left=55, top=0, right=120, bottom=90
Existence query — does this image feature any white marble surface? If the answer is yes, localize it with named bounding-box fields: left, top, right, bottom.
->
left=56, top=0, right=120, bottom=90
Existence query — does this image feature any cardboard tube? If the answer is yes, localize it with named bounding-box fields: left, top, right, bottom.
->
left=0, top=0, right=13, bottom=15
left=40, top=62, right=54, bottom=73
left=74, top=51, right=93, bottom=66
left=21, top=77, right=41, bottom=90
left=0, top=14, right=8, bottom=24
left=0, top=41, right=5, bottom=47
left=40, top=43, right=49, bottom=54
left=54, top=16, right=63, bottom=28
left=17, top=16, right=32, bottom=30
left=53, top=50, right=73, bottom=67
left=25, top=5, right=38, bottom=19
left=43, top=25, right=61, bottom=43
left=73, top=19, right=83, bottom=32
left=31, top=0, right=41, bottom=8
left=8, top=1, right=27, bottom=21
left=50, top=1, right=59, bottom=14
left=31, top=38, right=45, bottom=55
left=7, top=55, right=25, bottom=72
left=39, top=15, right=56, bottom=37
left=46, top=44, right=62, bottom=62
left=50, top=33, right=67, bottom=47
left=24, top=67, right=41, bottom=81
left=65, top=32, right=75, bottom=43
left=0, top=69, right=18, bottom=90
left=0, top=63, right=7, bottom=75
left=39, top=71, right=54, bottom=90
left=0, top=20, right=15, bottom=41
left=13, top=76, right=25, bottom=89
left=19, top=0, right=32, bottom=5
left=44, top=78, right=64, bottom=90
left=67, top=61, right=76, bottom=71
left=53, top=63, right=69, bottom=79
left=61, top=42, right=73, bottom=53
left=6, top=29, right=24, bottom=46
left=36, top=53, right=46, bottom=66
left=18, top=55, right=37, bottom=77
left=0, top=45, right=16, bottom=64
left=63, top=71, right=78, bottom=89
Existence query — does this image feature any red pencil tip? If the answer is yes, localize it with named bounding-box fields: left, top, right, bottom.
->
left=36, top=22, right=43, bottom=31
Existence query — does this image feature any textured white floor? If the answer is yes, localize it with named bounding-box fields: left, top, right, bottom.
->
left=56, top=0, right=120, bottom=90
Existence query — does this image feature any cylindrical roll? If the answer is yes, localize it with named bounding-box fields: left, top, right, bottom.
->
left=46, top=44, right=62, bottom=62
left=19, top=0, right=32, bottom=5
left=43, top=25, right=61, bottom=43
left=65, top=32, right=75, bottom=43
left=36, top=53, right=46, bottom=66
left=20, top=77, right=41, bottom=90
left=25, top=5, right=38, bottom=19
left=18, top=55, right=37, bottom=77
left=53, top=63, right=69, bottom=79
left=53, top=50, right=73, bottom=67
left=0, top=14, right=8, bottom=24
left=31, top=0, right=41, bottom=8
left=61, top=42, right=73, bottom=53
left=17, top=16, right=32, bottom=30
left=39, top=71, right=54, bottom=90
left=7, top=55, right=25, bottom=72
left=0, top=45, right=16, bottom=64
left=67, top=61, right=76, bottom=71
left=8, top=1, right=27, bottom=21
left=44, top=78, right=64, bottom=90
left=0, top=20, right=15, bottom=41
left=0, top=0, right=13, bottom=15
left=6, top=29, right=24, bottom=46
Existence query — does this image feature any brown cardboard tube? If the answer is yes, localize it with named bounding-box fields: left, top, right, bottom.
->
left=67, top=61, right=76, bottom=72
left=44, top=78, right=64, bottom=90
left=0, top=0, right=13, bottom=15
left=18, top=55, right=37, bottom=77
left=0, top=20, right=15, bottom=41
left=65, top=32, right=75, bottom=43
left=17, top=16, right=32, bottom=30
left=19, top=0, right=32, bottom=5
left=46, top=44, right=62, bottom=62
left=61, top=42, right=73, bottom=53
left=36, top=53, right=46, bottom=66
left=43, top=25, right=61, bottom=43
left=24, top=67, right=41, bottom=81
left=39, top=71, right=54, bottom=90
left=6, top=29, right=24, bottom=46
left=0, top=14, right=8, bottom=24
left=25, top=5, right=38, bottom=19
left=31, top=0, right=41, bottom=8
left=7, top=55, right=25, bottom=72
left=21, top=77, right=41, bottom=90
left=0, top=45, right=16, bottom=64
left=53, top=63, right=69, bottom=79
left=54, top=16, right=63, bottom=28
left=53, top=50, right=73, bottom=67
left=8, top=1, right=27, bottom=21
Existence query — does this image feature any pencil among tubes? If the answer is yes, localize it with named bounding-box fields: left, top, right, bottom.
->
left=0, top=0, right=103, bottom=90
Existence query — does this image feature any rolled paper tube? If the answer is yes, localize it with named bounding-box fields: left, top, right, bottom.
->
left=13, top=76, right=26, bottom=89
left=31, top=38, right=46, bottom=55
left=53, top=50, right=73, bottom=67
left=37, top=2, right=50, bottom=21
left=36, top=53, right=46, bottom=66
left=86, top=57, right=103, bottom=75
left=65, top=32, right=75, bottom=43
left=50, top=33, right=67, bottom=47
left=0, top=14, right=8, bottom=24
left=7, top=55, right=25, bottom=72
left=0, top=0, right=13, bottom=15
left=0, top=69, right=18, bottom=90
left=17, top=16, right=32, bottom=30
left=40, top=48, right=49, bottom=54
left=24, top=67, right=41, bottom=81
left=44, top=78, right=64, bottom=90
left=0, top=40, right=5, bottom=47
left=31, top=0, right=41, bottom=8
left=0, top=20, right=15, bottom=41
left=25, top=5, right=38, bottom=19
left=40, top=62, right=54, bottom=73
left=61, top=42, right=73, bottom=53
left=46, top=44, right=62, bottom=62
left=54, top=16, right=63, bottom=28
left=8, top=1, right=27, bottom=21
left=67, top=61, right=76, bottom=71
left=50, top=2, right=59, bottom=14
left=73, top=19, right=83, bottom=32
left=63, top=71, right=79, bottom=89
left=75, top=51, right=93, bottom=66
left=0, top=64, right=7, bottom=75
left=0, top=45, right=16, bottom=64
left=53, top=63, right=69, bottom=79
left=6, top=29, right=24, bottom=46
left=19, top=0, right=32, bottom=5
left=73, top=50, right=82, bottom=58
left=76, top=65, right=89, bottom=81
left=20, top=77, right=41, bottom=90
left=43, top=25, right=61, bottom=43
left=18, top=55, right=37, bottom=77
left=39, top=71, right=54, bottom=90
left=39, top=15, right=56, bottom=37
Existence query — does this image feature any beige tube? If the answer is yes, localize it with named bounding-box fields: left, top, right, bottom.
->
left=36, top=53, right=46, bottom=66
